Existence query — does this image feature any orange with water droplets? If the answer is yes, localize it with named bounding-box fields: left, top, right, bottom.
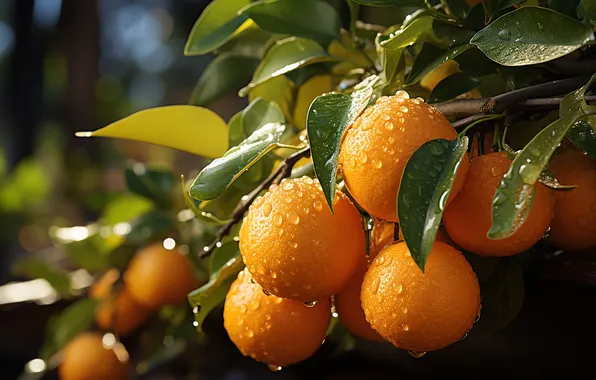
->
left=125, top=243, right=199, bottom=308
left=443, top=152, right=554, bottom=257
left=334, top=254, right=384, bottom=341
left=361, top=241, right=480, bottom=352
left=239, top=176, right=364, bottom=302
left=59, top=332, right=129, bottom=380
left=223, top=268, right=331, bottom=367
left=90, top=269, right=152, bottom=336
left=339, top=94, right=468, bottom=222
left=549, top=149, right=596, bottom=250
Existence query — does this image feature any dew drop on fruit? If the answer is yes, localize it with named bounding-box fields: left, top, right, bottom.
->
left=371, top=277, right=381, bottom=294
left=408, top=351, right=427, bottom=359
left=313, top=200, right=323, bottom=212
left=359, top=152, right=368, bottom=164
left=290, top=241, right=298, bottom=249
left=383, top=114, right=391, bottom=121
left=271, top=271, right=278, bottom=279
left=304, top=300, right=318, bottom=307
left=288, top=212, right=300, bottom=225
left=262, top=288, right=272, bottom=296
left=399, top=106, right=408, bottom=113
left=373, top=159, right=383, bottom=169
left=281, top=181, right=294, bottom=191
left=384, top=121, right=394, bottom=131
left=247, top=330, right=254, bottom=338
left=395, top=90, right=410, bottom=99
left=240, top=305, right=247, bottom=313
left=403, top=324, right=410, bottom=332
left=459, top=331, right=468, bottom=341
left=396, top=284, right=403, bottom=294
left=262, top=203, right=272, bottom=217
left=274, top=214, right=283, bottom=226
left=268, top=365, right=283, bottom=372
left=402, top=307, right=408, bottom=314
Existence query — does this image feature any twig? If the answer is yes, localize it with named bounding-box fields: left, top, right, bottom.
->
left=199, top=147, right=311, bottom=258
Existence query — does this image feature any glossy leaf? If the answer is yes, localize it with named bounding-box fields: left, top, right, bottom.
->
left=380, top=16, right=440, bottom=50
left=470, top=7, right=595, bottom=66
left=228, top=112, right=245, bottom=147
left=248, top=75, right=295, bottom=122
left=429, top=72, right=480, bottom=102
left=549, top=0, right=582, bottom=19
left=242, top=97, right=285, bottom=136
left=239, top=38, right=337, bottom=96
left=582, top=0, right=596, bottom=25
left=76, top=106, right=228, bottom=159
left=190, top=123, right=295, bottom=201
left=351, top=0, right=426, bottom=6
left=240, top=0, right=341, bottom=42
left=307, top=76, right=378, bottom=211
left=40, top=298, right=100, bottom=359
left=538, top=171, right=577, bottom=191
left=406, top=43, right=472, bottom=85
left=125, top=164, right=175, bottom=208
left=484, top=0, right=525, bottom=19
left=189, top=242, right=244, bottom=333
left=180, top=175, right=229, bottom=225
left=12, top=259, right=71, bottom=295
left=190, top=53, right=259, bottom=106
left=398, top=137, right=469, bottom=272
left=567, top=118, right=596, bottom=159
left=489, top=74, right=596, bottom=239
left=184, top=0, right=252, bottom=55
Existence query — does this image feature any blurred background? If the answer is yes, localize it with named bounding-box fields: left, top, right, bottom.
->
left=1, top=1, right=595, bottom=379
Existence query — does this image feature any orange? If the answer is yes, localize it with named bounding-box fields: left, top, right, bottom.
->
left=361, top=241, right=480, bottom=352
left=549, top=149, right=596, bottom=250
left=334, top=254, right=384, bottom=341
left=223, top=268, right=331, bottom=367
left=443, top=152, right=554, bottom=257
left=125, top=243, right=199, bottom=308
left=90, top=269, right=151, bottom=336
left=59, top=332, right=129, bottom=380
left=338, top=95, right=469, bottom=222
left=239, top=176, right=364, bottom=302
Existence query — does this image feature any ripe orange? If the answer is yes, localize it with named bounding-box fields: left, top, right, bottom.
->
left=443, top=152, right=554, bottom=257
left=334, top=254, right=384, bottom=341
left=361, top=241, right=480, bottom=352
left=239, top=176, right=364, bottom=302
left=549, top=149, right=596, bottom=250
left=90, top=269, right=151, bottom=336
left=59, top=332, right=129, bottom=380
left=125, top=243, right=199, bottom=309
left=223, top=268, right=331, bottom=367
left=338, top=95, right=469, bottom=222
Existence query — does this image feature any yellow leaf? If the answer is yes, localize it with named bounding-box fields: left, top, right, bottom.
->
left=76, top=106, right=228, bottom=158
left=293, top=75, right=334, bottom=130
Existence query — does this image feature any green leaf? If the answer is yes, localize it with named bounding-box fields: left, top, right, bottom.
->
left=444, top=0, right=471, bottom=19
left=429, top=72, right=480, bottom=102
left=548, top=0, right=581, bottom=19
left=101, top=193, right=154, bottom=226
left=228, top=112, right=245, bottom=147
left=567, top=118, right=596, bottom=159
left=40, top=298, right=100, bottom=359
left=397, top=137, right=469, bottom=272
left=12, top=259, right=71, bottom=295
left=57, top=232, right=111, bottom=273
left=190, top=123, right=295, bottom=201
left=124, top=164, right=175, bottom=208
left=484, top=0, right=525, bottom=19
left=189, top=242, right=244, bottom=333
left=242, top=97, right=285, bottom=136
left=180, top=175, right=229, bottom=225
left=190, top=53, right=259, bottom=106
left=470, top=7, right=595, bottom=66
left=240, top=0, right=341, bottom=42
left=239, top=37, right=337, bottom=96
left=307, top=76, right=378, bottom=211
left=76, top=106, right=228, bottom=159
left=489, top=74, right=596, bottom=239
left=406, top=43, right=472, bottom=85
left=184, top=0, right=252, bottom=55
left=380, top=16, right=440, bottom=50
left=351, top=0, right=426, bottom=6
left=582, top=0, right=596, bottom=25
left=123, top=211, right=176, bottom=246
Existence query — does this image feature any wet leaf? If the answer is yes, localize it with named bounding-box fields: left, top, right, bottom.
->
left=12, top=259, right=71, bottom=295
left=538, top=171, right=577, bottom=191
left=76, top=106, right=228, bottom=159
left=40, top=298, right=100, bottom=359
left=406, top=43, right=472, bottom=86
left=567, top=118, right=596, bottom=159
left=180, top=175, right=228, bottom=225
left=429, top=72, right=480, bottom=102
left=190, top=123, right=297, bottom=201
left=471, top=7, right=595, bottom=66
left=190, top=53, right=259, bottom=106
left=239, top=38, right=338, bottom=97
left=484, top=0, right=525, bottom=19
left=240, top=0, right=341, bottom=42
left=184, top=0, right=252, bottom=55
left=582, top=0, right=596, bottom=26
left=398, top=137, right=469, bottom=272
left=189, top=242, right=244, bottom=333
left=351, top=0, right=426, bottom=6
left=380, top=16, right=440, bottom=50
left=489, top=74, right=596, bottom=239
left=125, top=165, right=175, bottom=208
left=228, top=112, right=245, bottom=149
left=307, top=76, right=378, bottom=211
left=241, top=98, right=285, bottom=137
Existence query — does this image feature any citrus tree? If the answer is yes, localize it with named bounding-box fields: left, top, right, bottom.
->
left=17, top=0, right=596, bottom=378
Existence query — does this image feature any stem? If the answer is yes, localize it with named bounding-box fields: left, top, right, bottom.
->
left=457, top=113, right=504, bottom=137
left=199, top=147, right=311, bottom=258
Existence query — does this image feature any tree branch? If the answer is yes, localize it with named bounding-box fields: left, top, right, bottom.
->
left=199, top=147, right=311, bottom=258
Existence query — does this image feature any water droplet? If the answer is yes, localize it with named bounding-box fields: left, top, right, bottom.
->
left=288, top=212, right=300, bottom=225
left=304, top=177, right=314, bottom=185
left=377, top=256, right=385, bottom=265
left=240, top=305, right=247, bottom=313
left=247, top=330, right=254, bottom=338
left=278, top=228, right=284, bottom=237
left=395, top=90, right=410, bottom=99
left=251, top=299, right=261, bottom=310
left=268, top=365, right=282, bottom=372
left=263, top=288, right=272, bottom=296
left=537, top=22, right=543, bottom=30
left=284, top=197, right=293, bottom=203
left=271, top=272, right=278, bottom=279
left=237, top=319, right=244, bottom=326
left=253, top=196, right=264, bottom=208
left=373, top=159, right=383, bottom=169
left=388, top=136, right=395, bottom=144
left=402, top=307, right=408, bottom=314
left=304, top=207, right=310, bottom=214
left=257, top=266, right=266, bottom=275
left=371, top=277, right=381, bottom=294
left=383, top=115, right=391, bottom=121
left=396, top=284, right=403, bottom=294
left=290, top=241, right=298, bottom=249
left=348, top=157, right=357, bottom=169
left=459, top=331, right=468, bottom=341
left=314, top=200, right=323, bottom=212
left=274, top=214, right=283, bottom=226
left=399, top=117, right=405, bottom=123
left=359, top=152, right=368, bottom=164
left=403, top=324, right=410, bottom=332
left=361, top=121, right=373, bottom=131
left=304, top=300, right=317, bottom=307
left=281, top=181, right=294, bottom=191
left=498, top=29, right=511, bottom=41
left=429, top=142, right=445, bottom=156
left=262, top=203, right=272, bottom=217
left=408, top=351, right=427, bottom=359
left=384, top=121, right=394, bottom=131
left=399, top=106, right=409, bottom=113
